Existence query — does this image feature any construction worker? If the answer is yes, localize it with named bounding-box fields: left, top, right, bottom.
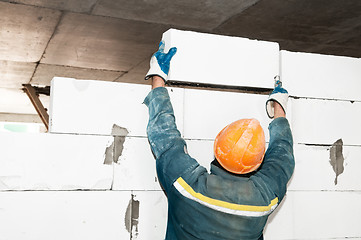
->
left=144, top=42, right=295, bottom=240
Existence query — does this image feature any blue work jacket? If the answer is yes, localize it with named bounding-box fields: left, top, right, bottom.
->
left=144, top=87, right=295, bottom=240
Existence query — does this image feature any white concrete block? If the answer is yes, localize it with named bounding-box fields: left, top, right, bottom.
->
left=281, top=50, right=361, bottom=101
left=113, top=137, right=161, bottom=191
left=183, top=88, right=272, bottom=140
left=263, top=194, right=294, bottom=239
left=0, top=88, right=49, bottom=114
left=292, top=191, right=361, bottom=239
left=49, top=77, right=184, bottom=136
left=132, top=191, right=168, bottom=240
left=163, top=29, right=279, bottom=88
left=265, top=191, right=361, bottom=239
left=0, top=191, right=131, bottom=240
left=289, top=145, right=361, bottom=191
left=291, top=98, right=361, bottom=145
left=186, top=139, right=214, bottom=172
left=0, top=132, right=113, bottom=190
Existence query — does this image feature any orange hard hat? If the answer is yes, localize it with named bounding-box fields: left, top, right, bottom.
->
left=214, top=118, right=265, bottom=174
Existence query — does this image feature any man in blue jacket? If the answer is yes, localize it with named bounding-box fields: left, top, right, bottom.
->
left=144, top=42, right=295, bottom=240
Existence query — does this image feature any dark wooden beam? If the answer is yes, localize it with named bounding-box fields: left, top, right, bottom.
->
left=23, top=84, right=49, bottom=131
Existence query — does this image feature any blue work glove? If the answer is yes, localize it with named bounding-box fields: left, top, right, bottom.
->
left=266, top=77, right=289, bottom=118
left=145, top=41, right=177, bottom=81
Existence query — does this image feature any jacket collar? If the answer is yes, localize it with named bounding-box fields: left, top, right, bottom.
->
left=210, top=161, right=252, bottom=181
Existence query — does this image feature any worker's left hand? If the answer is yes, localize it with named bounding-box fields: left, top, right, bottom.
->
left=145, top=41, right=177, bottom=81
left=266, top=80, right=289, bottom=119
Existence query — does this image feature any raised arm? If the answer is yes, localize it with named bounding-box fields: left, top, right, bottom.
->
left=253, top=79, right=294, bottom=202
left=144, top=82, right=181, bottom=159
left=144, top=41, right=178, bottom=159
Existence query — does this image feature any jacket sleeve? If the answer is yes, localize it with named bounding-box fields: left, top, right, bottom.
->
left=144, top=87, right=201, bottom=191
left=144, top=87, right=182, bottom=159
left=253, top=117, right=295, bottom=202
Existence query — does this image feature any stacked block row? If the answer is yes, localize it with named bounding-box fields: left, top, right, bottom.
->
left=0, top=29, right=360, bottom=239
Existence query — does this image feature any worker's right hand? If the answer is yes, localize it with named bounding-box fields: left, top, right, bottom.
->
left=266, top=79, right=288, bottom=119
left=145, top=41, right=177, bottom=82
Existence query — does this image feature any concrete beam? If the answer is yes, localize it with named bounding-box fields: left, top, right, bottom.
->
left=1, top=0, right=98, bottom=13
left=0, top=113, right=41, bottom=123
left=48, top=77, right=184, bottom=137
left=0, top=87, right=49, bottom=114
left=0, top=60, right=36, bottom=88
left=31, top=63, right=125, bottom=86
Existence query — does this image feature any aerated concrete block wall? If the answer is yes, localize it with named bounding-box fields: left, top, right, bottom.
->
left=0, top=29, right=360, bottom=239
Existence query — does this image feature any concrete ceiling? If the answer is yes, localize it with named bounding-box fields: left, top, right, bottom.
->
left=0, top=0, right=360, bottom=123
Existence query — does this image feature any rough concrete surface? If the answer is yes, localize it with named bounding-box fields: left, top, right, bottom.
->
left=0, top=0, right=360, bottom=116
left=92, top=0, right=260, bottom=30
left=0, top=60, right=36, bottom=88
left=41, top=12, right=169, bottom=71
left=215, top=0, right=361, bottom=58
left=0, top=2, right=61, bottom=62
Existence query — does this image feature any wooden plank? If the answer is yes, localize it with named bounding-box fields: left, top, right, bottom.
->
left=49, top=77, right=184, bottom=136
left=281, top=50, right=361, bottom=101
left=0, top=132, right=113, bottom=190
left=23, top=84, right=49, bottom=130
left=163, top=29, right=279, bottom=89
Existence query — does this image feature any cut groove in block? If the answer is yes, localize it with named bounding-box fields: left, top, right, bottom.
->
left=162, top=29, right=279, bottom=89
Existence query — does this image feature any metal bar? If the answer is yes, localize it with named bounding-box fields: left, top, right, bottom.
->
left=23, top=84, right=49, bottom=131
left=167, top=80, right=273, bottom=95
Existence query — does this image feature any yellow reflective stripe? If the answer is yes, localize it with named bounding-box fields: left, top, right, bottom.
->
left=174, top=177, right=278, bottom=216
